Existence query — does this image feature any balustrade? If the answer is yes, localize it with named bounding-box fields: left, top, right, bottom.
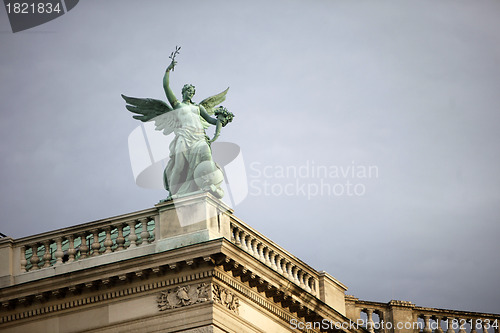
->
left=415, top=315, right=499, bottom=333
left=347, top=300, right=500, bottom=333
left=229, top=220, right=319, bottom=296
left=17, top=215, right=156, bottom=272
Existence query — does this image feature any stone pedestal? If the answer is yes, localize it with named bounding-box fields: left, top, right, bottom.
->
left=318, top=271, right=348, bottom=315
left=155, top=193, right=233, bottom=252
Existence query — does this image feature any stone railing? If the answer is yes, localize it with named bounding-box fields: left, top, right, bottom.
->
left=229, top=216, right=319, bottom=297
left=11, top=207, right=158, bottom=274
left=346, top=297, right=500, bottom=333
left=415, top=307, right=500, bottom=333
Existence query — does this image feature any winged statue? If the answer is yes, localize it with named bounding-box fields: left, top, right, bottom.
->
left=122, top=47, right=234, bottom=200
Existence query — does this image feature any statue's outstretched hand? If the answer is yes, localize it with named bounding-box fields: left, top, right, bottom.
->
left=166, top=60, right=177, bottom=72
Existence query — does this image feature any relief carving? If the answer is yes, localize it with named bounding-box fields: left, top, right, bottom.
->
left=212, top=283, right=240, bottom=314
left=157, top=282, right=210, bottom=311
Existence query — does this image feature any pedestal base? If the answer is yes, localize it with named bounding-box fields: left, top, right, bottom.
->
left=155, top=193, right=233, bottom=252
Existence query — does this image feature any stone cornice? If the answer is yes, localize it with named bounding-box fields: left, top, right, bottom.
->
left=0, top=239, right=224, bottom=303
left=1, top=269, right=214, bottom=325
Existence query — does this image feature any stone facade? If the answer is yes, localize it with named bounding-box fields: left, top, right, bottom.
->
left=0, top=193, right=498, bottom=332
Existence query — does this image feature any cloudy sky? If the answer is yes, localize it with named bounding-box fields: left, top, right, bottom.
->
left=1, top=0, right=499, bottom=314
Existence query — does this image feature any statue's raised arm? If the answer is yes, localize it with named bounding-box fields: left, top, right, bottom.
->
left=163, top=60, right=179, bottom=109
left=122, top=47, right=235, bottom=201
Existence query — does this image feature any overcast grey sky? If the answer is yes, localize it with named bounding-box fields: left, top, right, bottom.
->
left=1, top=0, right=499, bottom=313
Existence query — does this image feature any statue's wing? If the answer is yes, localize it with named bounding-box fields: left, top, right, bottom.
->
left=199, top=87, right=229, bottom=115
left=152, top=112, right=183, bottom=135
left=122, top=94, right=180, bottom=135
left=122, top=94, right=172, bottom=121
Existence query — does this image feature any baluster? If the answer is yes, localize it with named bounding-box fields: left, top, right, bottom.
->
left=308, top=277, right=315, bottom=295
left=269, top=251, right=278, bottom=270
left=115, top=224, right=125, bottom=251
left=457, top=318, right=467, bottom=333
left=435, top=317, right=443, bottom=333
left=311, top=277, right=318, bottom=295
left=297, top=268, right=306, bottom=289
left=253, top=242, right=260, bottom=259
left=423, top=315, right=432, bottom=333
left=493, top=321, right=500, bottom=333
left=239, top=231, right=248, bottom=251
left=266, top=249, right=274, bottom=268
left=252, top=239, right=259, bottom=258
left=67, top=235, right=76, bottom=262
left=79, top=233, right=89, bottom=259
left=233, top=227, right=241, bottom=246
left=295, top=267, right=302, bottom=285
left=292, top=266, right=300, bottom=284
left=264, top=247, right=272, bottom=266
left=140, top=218, right=150, bottom=245
left=482, top=320, right=489, bottom=333
left=30, top=244, right=40, bottom=270
left=149, top=215, right=156, bottom=242
left=298, top=270, right=306, bottom=288
left=378, top=311, right=386, bottom=333
left=245, top=234, right=252, bottom=253
left=284, top=261, right=292, bottom=278
left=240, top=234, right=249, bottom=253
left=257, top=243, right=265, bottom=262
left=245, top=235, right=254, bottom=256
left=446, top=318, right=456, bottom=333
left=471, top=319, right=478, bottom=333
left=247, top=238, right=254, bottom=257
left=275, top=255, right=284, bottom=274
left=103, top=227, right=113, bottom=253
left=289, top=265, right=296, bottom=282
left=42, top=240, right=52, bottom=268
left=263, top=247, right=269, bottom=264
left=230, top=225, right=236, bottom=243
left=54, top=237, right=64, bottom=265
left=366, top=309, right=375, bottom=333
left=91, top=229, right=100, bottom=256
left=128, top=221, right=138, bottom=248
left=20, top=246, right=27, bottom=272
left=303, top=272, right=312, bottom=292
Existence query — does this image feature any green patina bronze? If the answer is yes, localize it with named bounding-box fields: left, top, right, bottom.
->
left=122, top=47, right=234, bottom=200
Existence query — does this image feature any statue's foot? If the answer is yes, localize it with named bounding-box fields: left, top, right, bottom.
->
left=158, top=194, right=178, bottom=203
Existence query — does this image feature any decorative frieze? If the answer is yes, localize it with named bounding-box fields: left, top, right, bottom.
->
left=156, top=282, right=241, bottom=315
left=1, top=270, right=214, bottom=324
left=157, top=283, right=211, bottom=310
left=212, top=283, right=240, bottom=314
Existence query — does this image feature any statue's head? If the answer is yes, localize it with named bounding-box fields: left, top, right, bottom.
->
left=182, top=84, right=195, bottom=101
